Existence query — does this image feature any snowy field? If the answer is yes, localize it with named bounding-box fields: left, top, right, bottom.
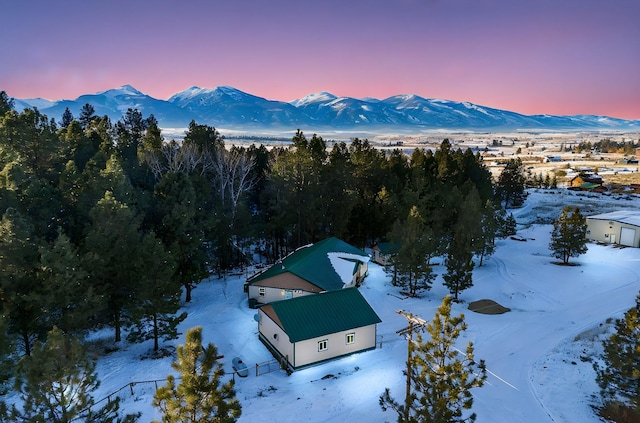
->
left=36, top=189, right=640, bottom=422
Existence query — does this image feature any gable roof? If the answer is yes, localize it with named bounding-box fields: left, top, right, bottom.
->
left=248, top=237, right=369, bottom=291
left=261, top=288, right=381, bottom=342
left=373, top=241, right=401, bottom=255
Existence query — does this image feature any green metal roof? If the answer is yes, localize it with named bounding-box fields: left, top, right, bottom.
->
left=248, top=237, right=369, bottom=291
left=375, top=241, right=400, bottom=255
left=266, top=288, right=382, bottom=342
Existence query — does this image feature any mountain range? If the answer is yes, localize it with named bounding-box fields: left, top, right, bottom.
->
left=11, top=85, right=640, bottom=132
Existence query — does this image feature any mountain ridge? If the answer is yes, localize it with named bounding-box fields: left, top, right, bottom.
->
left=10, top=85, right=640, bottom=132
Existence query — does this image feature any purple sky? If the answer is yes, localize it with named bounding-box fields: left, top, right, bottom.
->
left=2, top=0, right=639, bottom=119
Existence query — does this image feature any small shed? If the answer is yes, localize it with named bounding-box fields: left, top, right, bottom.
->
left=586, top=211, right=640, bottom=247
left=246, top=237, right=369, bottom=307
left=371, top=241, right=400, bottom=265
left=257, top=288, right=382, bottom=371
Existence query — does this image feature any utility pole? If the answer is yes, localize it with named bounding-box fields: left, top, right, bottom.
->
left=396, top=309, right=427, bottom=422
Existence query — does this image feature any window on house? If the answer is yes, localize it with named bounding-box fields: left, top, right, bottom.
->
left=318, top=339, right=328, bottom=352
left=346, top=333, right=355, bottom=345
left=259, top=287, right=265, bottom=297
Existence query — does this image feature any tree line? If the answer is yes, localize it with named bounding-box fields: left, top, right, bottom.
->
left=1, top=91, right=637, bottom=421
left=0, top=91, right=528, bottom=356
left=0, top=91, right=526, bottom=420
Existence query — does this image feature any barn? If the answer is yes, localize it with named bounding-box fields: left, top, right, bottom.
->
left=586, top=211, right=640, bottom=247
left=257, top=288, right=382, bottom=371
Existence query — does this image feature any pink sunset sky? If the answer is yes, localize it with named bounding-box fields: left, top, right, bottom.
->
left=2, top=0, right=639, bottom=119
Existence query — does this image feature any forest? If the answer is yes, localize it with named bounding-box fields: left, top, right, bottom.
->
left=0, top=91, right=526, bottom=384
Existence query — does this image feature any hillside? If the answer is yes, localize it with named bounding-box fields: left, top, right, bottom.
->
left=7, top=189, right=633, bottom=422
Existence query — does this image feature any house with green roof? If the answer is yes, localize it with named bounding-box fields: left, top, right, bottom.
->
left=258, top=288, right=382, bottom=371
left=246, top=237, right=369, bottom=307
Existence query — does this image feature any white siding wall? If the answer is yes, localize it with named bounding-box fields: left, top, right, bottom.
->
left=258, top=310, right=294, bottom=365
left=249, top=285, right=313, bottom=305
left=587, top=219, right=640, bottom=247
left=292, top=325, right=377, bottom=368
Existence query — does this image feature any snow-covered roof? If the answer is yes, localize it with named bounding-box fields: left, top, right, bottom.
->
left=587, top=210, right=640, bottom=227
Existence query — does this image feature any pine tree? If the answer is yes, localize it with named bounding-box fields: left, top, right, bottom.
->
left=10, top=326, right=137, bottom=422
left=153, top=327, right=241, bottom=423
left=496, top=158, right=525, bottom=208
left=126, top=232, right=185, bottom=352
left=443, top=234, right=475, bottom=301
left=83, top=192, right=146, bottom=342
left=78, top=103, right=96, bottom=129
left=38, top=228, right=97, bottom=335
left=443, top=189, right=479, bottom=301
left=380, top=296, right=487, bottom=422
left=594, top=293, right=640, bottom=414
left=0, top=208, right=43, bottom=356
left=0, top=91, right=15, bottom=115
left=0, top=314, right=15, bottom=394
left=388, top=206, right=436, bottom=296
left=59, top=107, right=74, bottom=128
left=476, top=200, right=497, bottom=266
left=549, top=206, right=588, bottom=265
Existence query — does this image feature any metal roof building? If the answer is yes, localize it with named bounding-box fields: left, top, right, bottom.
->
left=586, top=210, right=640, bottom=247
left=258, top=288, right=382, bottom=370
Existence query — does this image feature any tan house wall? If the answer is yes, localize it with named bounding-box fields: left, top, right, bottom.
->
left=248, top=274, right=323, bottom=305
left=587, top=218, right=640, bottom=247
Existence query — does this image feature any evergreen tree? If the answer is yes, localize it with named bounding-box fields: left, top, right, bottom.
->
left=476, top=200, right=498, bottom=266
left=153, top=327, right=241, bottom=423
left=594, top=293, right=640, bottom=414
left=152, top=171, right=207, bottom=303
left=126, top=232, right=185, bottom=352
left=549, top=206, right=588, bottom=265
left=0, top=107, right=63, bottom=180
left=346, top=138, right=391, bottom=247
left=380, top=296, right=487, bottom=422
left=78, top=103, right=96, bottom=129
left=0, top=208, right=43, bottom=356
left=10, top=326, right=137, bottom=422
left=496, top=211, right=517, bottom=239
left=388, top=206, right=436, bottom=296
left=496, top=158, right=526, bottom=208
left=59, top=107, right=74, bottom=128
left=443, top=188, right=480, bottom=301
left=0, top=313, right=16, bottom=394
left=0, top=91, right=14, bottom=116
left=37, top=228, right=97, bottom=335
left=443, top=234, right=475, bottom=301
left=83, top=192, right=145, bottom=342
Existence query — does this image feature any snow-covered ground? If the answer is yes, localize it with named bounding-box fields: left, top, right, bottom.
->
left=23, top=189, right=640, bottom=422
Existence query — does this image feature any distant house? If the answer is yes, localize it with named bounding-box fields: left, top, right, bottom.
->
left=245, top=237, right=369, bottom=307
left=371, top=241, right=400, bottom=265
left=257, top=288, right=382, bottom=371
left=569, top=173, right=604, bottom=191
left=586, top=211, right=640, bottom=247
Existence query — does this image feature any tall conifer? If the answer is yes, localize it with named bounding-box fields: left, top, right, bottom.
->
left=153, top=327, right=241, bottom=423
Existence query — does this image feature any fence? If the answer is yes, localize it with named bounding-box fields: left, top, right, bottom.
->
left=255, top=358, right=286, bottom=376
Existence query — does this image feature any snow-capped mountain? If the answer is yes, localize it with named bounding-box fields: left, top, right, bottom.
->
left=168, top=86, right=306, bottom=127
left=10, top=85, right=640, bottom=131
